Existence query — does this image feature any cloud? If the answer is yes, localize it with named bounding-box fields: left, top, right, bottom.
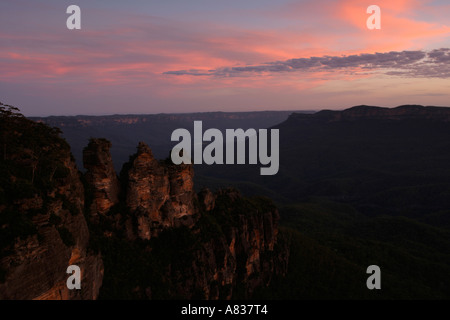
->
left=164, top=48, right=450, bottom=79
left=163, top=69, right=216, bottom=76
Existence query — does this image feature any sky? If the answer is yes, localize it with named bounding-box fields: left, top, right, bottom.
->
left=1, top=0, right=450, bottom=116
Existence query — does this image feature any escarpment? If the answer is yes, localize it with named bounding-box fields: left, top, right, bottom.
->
left=0, top=112, right=103, bottom=300
left=0, top=110, right=288, bottom=300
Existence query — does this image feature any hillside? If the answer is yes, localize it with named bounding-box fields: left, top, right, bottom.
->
left=197, top=104, right=450, bottom=298
left=212, top=105, right=450, bottom=212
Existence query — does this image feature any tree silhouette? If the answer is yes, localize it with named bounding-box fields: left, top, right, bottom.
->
left=0, top=101, right=24, bottom=161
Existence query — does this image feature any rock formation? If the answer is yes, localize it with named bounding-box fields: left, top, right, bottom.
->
left=82, top=140, right=288, bottom=299
left=83, top=138, right=120, bottom=218
left=0, top=111, right=287, bottom=300
left=166, top=188, right=288, bottom=299
left=123, top=142, right=196, bottom=239
left=0, top=126, right=103, bottom=299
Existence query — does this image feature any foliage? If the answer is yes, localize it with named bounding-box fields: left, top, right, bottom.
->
left=0, top=101, right=74, bottom=254
left=261, top=199, right=450, bottom=299
left=93, top=228, right=198, bottom=300
left=0, top=102, right=71, bottom=194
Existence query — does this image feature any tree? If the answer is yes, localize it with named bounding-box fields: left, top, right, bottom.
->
left=0, top=101, right=24, bottom=161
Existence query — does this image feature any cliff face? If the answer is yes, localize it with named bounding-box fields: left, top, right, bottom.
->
left=84, top=141, right=197, bottom=241
left=0, top=114, right=103, bottom=299
left=169, top=189, right=288, bottom=299
left=1, top=107, right=287, bottom=300
left=82, top=140, right=288, bottom=299
left=83, top=138, right=120, bottom=218
left=123, top=142, right=196, bottom=240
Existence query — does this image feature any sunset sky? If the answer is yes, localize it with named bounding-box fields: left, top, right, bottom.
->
left=1, top=0, right=450, bottom=116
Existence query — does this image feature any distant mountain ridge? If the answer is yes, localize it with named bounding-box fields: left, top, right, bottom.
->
left=212, top=104, right=450, bottom=203
left=289, top=105, right=450, bottom=122
left=32, top=110, right=309, bottom=171
left=34, top=110, right=312, bottom=127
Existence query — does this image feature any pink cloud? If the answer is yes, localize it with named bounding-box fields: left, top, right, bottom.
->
left=1, top=0, right=450, bottom=116
left=336, top=0, right=450, bottom=51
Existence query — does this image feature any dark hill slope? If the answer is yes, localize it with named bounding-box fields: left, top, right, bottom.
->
left=198, top=105, right=450, bottom=222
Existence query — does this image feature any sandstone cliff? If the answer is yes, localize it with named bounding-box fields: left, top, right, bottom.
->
left=0, top=112, right=103, bottom=299
left=123, top=142, right=196, bottom=240
left=83, top=138, right=120, bottom=218
left=167, top=188, right=288, bottom=299
left=1, top=107, right=287, bottom=300
left=82, top=140, right=288, bottom=299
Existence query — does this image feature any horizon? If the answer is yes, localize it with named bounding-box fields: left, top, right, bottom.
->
left=27, top=108, right=316, bottom=118
left=1, top=1, right=450, bottom=116
left=27, top=104, right=450, bottom=118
